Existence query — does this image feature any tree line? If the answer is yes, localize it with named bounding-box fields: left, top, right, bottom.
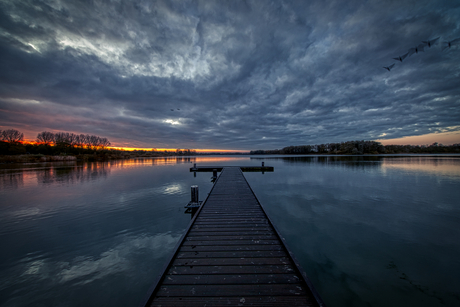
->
left=36, top=131, right=111, bottom=149
left=1, top=129, right=112, bottom=156
left=1, top=129, right=111, bottom=148
left=0, top=129, right=198, bottom=158
left=251, top=140, right=460, bottom=155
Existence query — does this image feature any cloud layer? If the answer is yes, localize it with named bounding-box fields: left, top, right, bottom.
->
left=1, top=0, right=460, bottom=150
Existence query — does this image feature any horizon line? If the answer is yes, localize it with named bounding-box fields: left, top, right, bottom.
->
left=108, top=147, right=249, bottom=153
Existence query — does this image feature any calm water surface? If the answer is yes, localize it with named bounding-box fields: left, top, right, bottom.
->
left=1, top=155, right=459, bottom=307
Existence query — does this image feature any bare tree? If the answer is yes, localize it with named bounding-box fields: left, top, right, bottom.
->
left=1, top=129, right=24, bottom=142
left=77, top=134, right=89, bottom=148
left=99, top=138, right=111, bottom=149
left=36, top=131, right=55, bottom=145
left=54, top=132, right=72, bottom=146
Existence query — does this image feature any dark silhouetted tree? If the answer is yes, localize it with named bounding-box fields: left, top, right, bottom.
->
left=1, top=129, right=24, bottom=142
left=36, top=131, right=55, bottom=145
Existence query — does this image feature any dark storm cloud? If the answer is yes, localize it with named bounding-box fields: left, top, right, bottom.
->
left=1, top=0, right=460, bottom=150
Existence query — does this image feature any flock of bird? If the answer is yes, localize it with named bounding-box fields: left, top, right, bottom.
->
left=383, top=37, right=460, bottom=71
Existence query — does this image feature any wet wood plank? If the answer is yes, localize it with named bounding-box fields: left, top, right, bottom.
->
left=156, top=284, right=308, bottom=297
left=179, top=244, right=285, bottom=252
left=176, top=250, right=287, bottom=259
left=151, top=296, right=314, bottom=307
left=168, top=264, right=296, bottom=275
left=173, top=257, right=291, bottom=266
left=182, top=240, right=281, bottom=246
left=162, top=273, right=302, bottom=285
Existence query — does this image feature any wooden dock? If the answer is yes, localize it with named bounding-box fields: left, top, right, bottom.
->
left=143, top=167, right=325, bottom=307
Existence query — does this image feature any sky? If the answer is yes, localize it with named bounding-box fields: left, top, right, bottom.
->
left=1, top=0, right=460, bottom=151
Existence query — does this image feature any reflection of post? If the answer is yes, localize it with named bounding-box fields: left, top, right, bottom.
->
left=211, top=169, right=217, bottom=182
left=190, top=185, right=200, bottom=218
left=192, top=163, right=197, bottom=177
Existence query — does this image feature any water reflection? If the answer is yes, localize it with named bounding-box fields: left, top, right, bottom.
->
left=1, top=155, right=459, bottom=307
left=251, top=155, right=460, bottom=176
left=382, top=156, right=460, bottom=177
left=245, top=155, right=460, bottom=307
left=251, top=155, right=383, bottom=169
left=0, top=157, right=220, bottom=307
left=0, top=163, right=111, bottom=190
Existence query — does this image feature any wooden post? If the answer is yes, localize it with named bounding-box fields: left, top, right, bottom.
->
left=191, top=185, right=199, bottom=204
left=262, top=162, right=265, bottom=167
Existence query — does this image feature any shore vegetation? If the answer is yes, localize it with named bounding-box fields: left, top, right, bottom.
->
left=251, top=140, right=460, bottom=155
left=0, top=129, right=197, bottom=163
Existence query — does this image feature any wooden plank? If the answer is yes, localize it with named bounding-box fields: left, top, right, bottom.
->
left=168, top=264, right=296, bottom=275
left=195, top=218, right=269, bottom=222
left=189, top=230, right=275, bottom=236
left=151, top=296, right=314, bottom=307
left=190, top=226, right=273, bottom=231
left=182, top=240, right=280, bottom=246
left=162, top=273, right=302, bottom=285
left=172, top=257, right=291, bottom=266
left=176, top=250, right=287, bottom=259
left=185, top=235, right=278, bottom=241
left=179, top=244, right=285, bottom=252
left=156, top=284, right=308, bottom=297
left=187, top=232, right=275, bottom=238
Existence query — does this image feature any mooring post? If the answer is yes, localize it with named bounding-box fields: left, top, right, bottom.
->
left=191, top=185, right=199, bottom=204
left=262, top=162, right=265, bottom=167
left=190, top=185, right=200, bottom=218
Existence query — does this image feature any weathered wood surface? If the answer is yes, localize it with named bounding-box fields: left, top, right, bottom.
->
left=144, top=167, right=324, bottom=307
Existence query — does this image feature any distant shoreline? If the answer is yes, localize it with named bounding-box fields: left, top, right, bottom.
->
left=2, top=152, right=460, bottom=165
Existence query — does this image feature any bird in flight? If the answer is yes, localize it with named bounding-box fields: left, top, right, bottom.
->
left=383, top=63, right=395, bottom=71
left=393, top=52, right=409, bottom=62
left=408, top=44, right=425, bottom=56
left=442, top=38, right=460, bottom=51
left=422, top=37, right=440, bottom=48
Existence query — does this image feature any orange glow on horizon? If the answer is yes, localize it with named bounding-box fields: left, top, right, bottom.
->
left=108, top=146, right=248, bottom=153
left=376, top=131, right=460, bottom=146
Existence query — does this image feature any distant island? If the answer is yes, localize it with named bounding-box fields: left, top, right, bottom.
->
left=250, top=140, right=460, bottom=155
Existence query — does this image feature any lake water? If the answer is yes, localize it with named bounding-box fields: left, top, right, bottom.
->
left=1, top=155, right=459, bottom=307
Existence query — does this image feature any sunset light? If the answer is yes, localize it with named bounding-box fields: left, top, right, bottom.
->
left=2, top=2, right=460, bottom=306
